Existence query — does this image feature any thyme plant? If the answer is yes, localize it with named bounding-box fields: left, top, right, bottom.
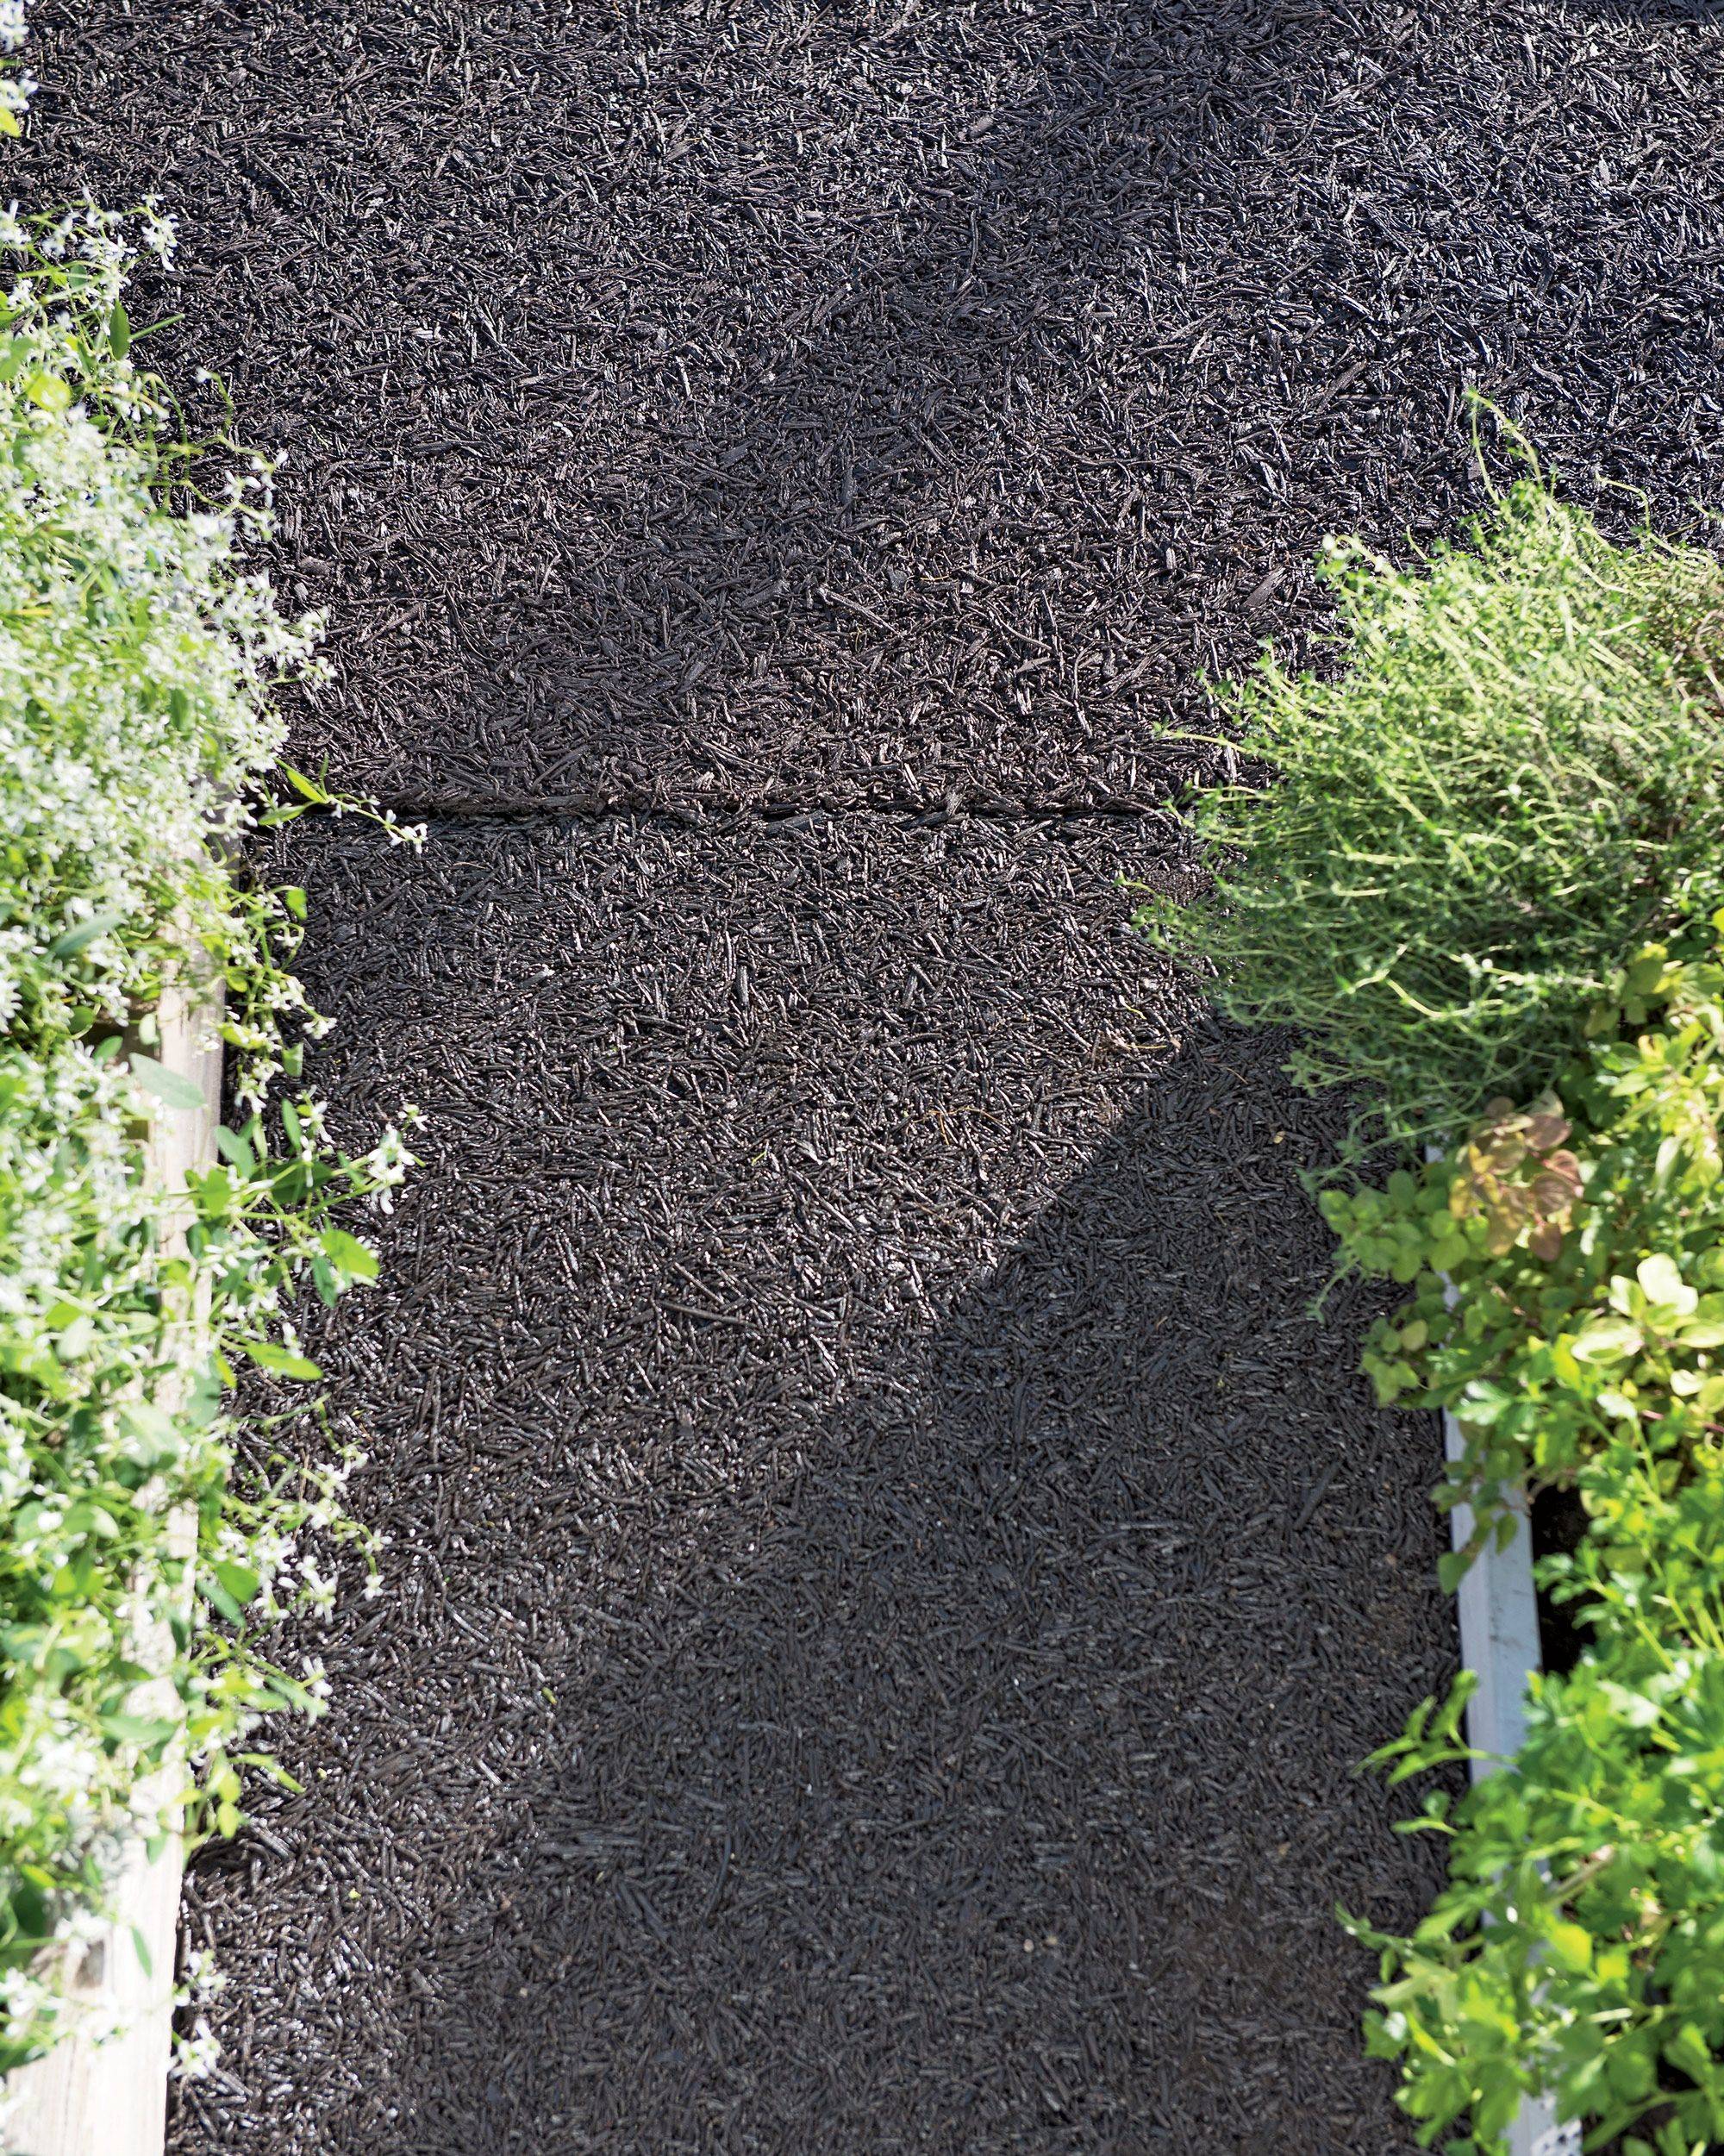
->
left=1139, top=475, right=1724, bottom=1151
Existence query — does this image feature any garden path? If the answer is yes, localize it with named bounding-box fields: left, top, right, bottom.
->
left=24, top=0, right=1724, bottom=2148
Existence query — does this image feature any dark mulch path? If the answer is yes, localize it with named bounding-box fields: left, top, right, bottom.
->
left=20, top=0, right=1724, bottom=812
left=16, top=0, right=1721, bottom=2147
left=177, top=818, right=1450, bottom=2155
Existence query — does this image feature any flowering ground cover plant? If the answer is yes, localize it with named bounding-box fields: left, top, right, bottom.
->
left=1150, top=472, right=1724, bottom=2151
left=0, top=203, right=414, bottom=2071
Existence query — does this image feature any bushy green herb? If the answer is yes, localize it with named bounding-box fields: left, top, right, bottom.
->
left=1352, top=1636, right=1724, bottom=2156
left=1137, top=472, right=1724, bottom=1150
left=1159, top=470, right=1724, bottom=2147
left=0, top=207, right=415, bottom=2069
left=1323, top=925, right=1724, bottom=1580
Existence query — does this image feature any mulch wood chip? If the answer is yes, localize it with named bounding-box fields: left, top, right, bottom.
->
left=178, top=818, right=1452, bottom=2153
left=21, top=0, right=1724, bottom=813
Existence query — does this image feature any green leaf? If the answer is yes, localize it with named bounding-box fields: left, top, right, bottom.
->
left=23, top=370, right=72, bottom=413
left=108, top=302, right=131, bottom=359
left=118, top=1402, right=180, bottom=1469
left=1571, top=1318, right=1644, bottom=1363
left=211, top=1559, right=261, bottom=1610
left=234, top=1339, right=322, bottom=1382
left=215, top=1122, right=259, bottom=1178
left=99, top=1711, right=178, bottom=1750
left=1638, top=1252, right=1696, bottom=1313
left=128, top=1053, right=206, bottom=1112
left=320, top=1228, right=378, bottom=1282
left=1436, top=1548, right=1471, bottom=1595
left=1665, top=2022, right=1715, bottom=2085
left=47, top=909, right=126, bottom=958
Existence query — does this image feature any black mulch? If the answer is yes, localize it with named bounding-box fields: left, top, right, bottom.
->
left=16, top=0, right=1722, bottom=2147
left=20, top=0, right=1724, bottom=813
left=178, top=816, right=1452, bottom=2155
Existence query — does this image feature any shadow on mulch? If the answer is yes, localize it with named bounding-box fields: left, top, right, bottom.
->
left=19, top=0, right=1724, bottom=809
left=354, top=1057, right=1452, bottom=2155
left=17, top=0, right=1334, bottom=808
left=167, top=813, right=1452, bottom=2156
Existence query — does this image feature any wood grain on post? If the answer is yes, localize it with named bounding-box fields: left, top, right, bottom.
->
left=3, top=965, right=222, bottom=2156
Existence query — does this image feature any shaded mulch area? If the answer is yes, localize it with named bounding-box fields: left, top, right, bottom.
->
left=178, top=817, right=1451, bottom=2154
left=20, top=0, right=1724, bottom=813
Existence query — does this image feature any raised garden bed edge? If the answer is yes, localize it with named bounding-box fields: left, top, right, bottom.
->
left=2, top=968, right=222, bottom=2156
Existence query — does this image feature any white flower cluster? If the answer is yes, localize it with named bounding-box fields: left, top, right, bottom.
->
left=0, top=3, right=32, bottom=134
left=0, top=205, right=413, bottom=2069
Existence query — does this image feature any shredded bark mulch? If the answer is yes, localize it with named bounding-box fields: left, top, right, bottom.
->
left=21, top=0, right=1724, bottom=815
left=180, top=816, right=1452, bottom=2156
left=16, top=0, right=1723, bottom=2147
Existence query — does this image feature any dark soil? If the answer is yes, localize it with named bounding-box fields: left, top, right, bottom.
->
left=1529, top=1483, right=1595, bottom=1678
left=16, top=0, right=1724, bottom=2149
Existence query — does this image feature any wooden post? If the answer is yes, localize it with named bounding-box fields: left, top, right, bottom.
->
left=3, top=966, right=222, bottom=2156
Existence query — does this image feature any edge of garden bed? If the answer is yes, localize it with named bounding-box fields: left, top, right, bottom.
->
left=1440, top=1400, right=1575, bottom=2156
left=2, top=972, right=222, bottom=2156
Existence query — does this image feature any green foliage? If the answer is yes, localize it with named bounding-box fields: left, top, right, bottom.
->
left=0, top=208, right=415, bottom=2067
left=1350, top=1639, right=1724, bottom=2155
left=1157, top=465, right=1724, bottom=2147
left=1326, top=921, right=1724, bottom=2149
left=1322, top=922, right=1724, bottom=1582
left=1137, top=469, right=1724, bottom=1150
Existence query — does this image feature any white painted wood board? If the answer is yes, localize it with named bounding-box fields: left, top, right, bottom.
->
left=3, top=968, right=222, bottom=2156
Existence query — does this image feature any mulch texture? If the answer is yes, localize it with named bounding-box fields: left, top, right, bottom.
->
left=21, top=0, right=1724, bottom=815
left=15, top=0, right=1723, bottom=2147
left=180, top=816, right=1452, bottom=2156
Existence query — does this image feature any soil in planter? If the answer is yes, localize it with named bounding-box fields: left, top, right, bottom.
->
left=1528, top=1482, right=1595, bottom=1679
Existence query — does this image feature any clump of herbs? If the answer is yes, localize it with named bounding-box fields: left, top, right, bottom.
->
left=1328, top=922, right=1724, bottom=2151
left=1137, top=468, right=1724, bottom=1152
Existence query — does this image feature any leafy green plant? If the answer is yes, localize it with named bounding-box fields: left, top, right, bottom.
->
left=1352, top=1634, right=1724, bottom=2155
left=1322, top=923, right=1724, bottom=1581
left=0, top=204, right=415, bottom=2070
left=1154, top=459, right=1724, bottom=2147
left=1137, top=467, right=1724, bottom=1150
left=1317, top=921, right=1724, bottom=2149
